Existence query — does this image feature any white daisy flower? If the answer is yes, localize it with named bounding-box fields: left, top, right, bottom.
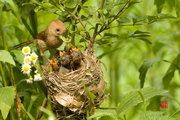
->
left=34, top=76, right=43, bottom=81
left=48, top=116, right=55, bottom=120
left=30, top=52, right=38, bottom=64
left=24, top=56, right=31, bottom=64
left=22, top=46, right=31, bottom=55
left=26, top=79, right=33, bottom=84
left=22, top=64, right=31, bottom=74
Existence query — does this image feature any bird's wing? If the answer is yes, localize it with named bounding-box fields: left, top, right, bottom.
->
left=37, top=31, right=46, bottom=41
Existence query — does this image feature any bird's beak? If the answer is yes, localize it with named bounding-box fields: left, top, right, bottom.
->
left=59, top=36, right=71, bottom=43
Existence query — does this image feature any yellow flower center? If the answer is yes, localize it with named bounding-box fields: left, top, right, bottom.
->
left=25, top=58, right=30, bottom=62
left=24, top=48, right=29, bottom=53
left=31, top=55, right=36, bottom=60
left=24, top=66, right=29, bottom=71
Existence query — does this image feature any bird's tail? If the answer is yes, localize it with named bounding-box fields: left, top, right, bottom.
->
left=13, top=40, right=34, bottom=49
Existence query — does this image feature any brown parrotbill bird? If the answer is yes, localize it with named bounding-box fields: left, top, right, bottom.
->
left=14, top=19, right=66, bottom=62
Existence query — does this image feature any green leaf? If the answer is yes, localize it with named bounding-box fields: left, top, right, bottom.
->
left=20, top=3, right=35, bottom=19
left=21, top=104, right=35, bottom=120
left=147, top=96, right=161, bottom=111
left=0, top=86, right=15, bottom=119
left=62, top=0, right=78, bottom=8
left=117, top=87, right=167, bottom=114
left=104, top=33, right=119, bottom=38
left=0, top=50, right=16, bottom=66
left=117, top=17, right=131, bottom=23
left=134, top=30, right=150, bottom=34
left=140, top=111, right=169, bottom=120
left=175, top=1, right=180, bottom=18
left=162, top=54, right=180, bottom=89
left=158, top=14, right=176, bottom=19
left=130, top=30, right=151, bottom=44
left=128, top=1, right=140, bottom=7
left=137, top=38, right=152, bottom=44
left=139, top=59, right=160, bottom=88
left=154, top=0, right=165, bottom=13
left=163, top=54, right=180, bottom=89
left=88, top=109, right=118, bottom=120
left=82, top=80, right=95, bottom=103
left=11, top=50, right=24, bottom=64
left=169, top=110, right=180, bottom=120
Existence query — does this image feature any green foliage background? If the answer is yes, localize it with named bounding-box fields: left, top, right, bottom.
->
left=0, top=0, right=180, bottom=119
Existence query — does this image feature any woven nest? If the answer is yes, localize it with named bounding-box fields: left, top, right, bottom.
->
left=42, top=49, right=107, bottom=119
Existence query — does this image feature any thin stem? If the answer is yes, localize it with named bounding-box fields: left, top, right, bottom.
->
left=0, top=12, right=7, bottom=87
left=71, top=19, right=77, bottom=45
left=91, top=0, right=105, bottom=47
left=97, top=0, right=130, bottom=35
left=0, top=62, right=7, bottom=86
left=108, top=0, right=130, bottom=25
left=59, top=2, right=91, bottom=39
left=0, top=12, right=21, bottom=120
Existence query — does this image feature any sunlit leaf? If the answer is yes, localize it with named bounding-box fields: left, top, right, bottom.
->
left=117, top=87, right=167, bottom=114
left=0, top=50, right=16, bottom=66
left=0, top=86, right=15, bottom=119
left=140, top=111, right=169, bottom=120
left=88, top=109, right=118, bottom=120
left=11, top=50, right=24, bottom=64
left=62, top=0, right=78, bottom=8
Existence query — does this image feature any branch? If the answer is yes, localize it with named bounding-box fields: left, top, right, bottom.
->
left=108, top=0, right=130, bottom=25
left=92, top=0, right=105, bottom=40
left=97, top=0, right=130, bottom=35
left=59, top=2, right=91, bottom=39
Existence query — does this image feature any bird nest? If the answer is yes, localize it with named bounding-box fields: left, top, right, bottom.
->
left=42, top=49, right=107, bottom=119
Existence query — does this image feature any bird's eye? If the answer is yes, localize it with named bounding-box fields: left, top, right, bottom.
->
left=56, top=28, right=60, bottom=32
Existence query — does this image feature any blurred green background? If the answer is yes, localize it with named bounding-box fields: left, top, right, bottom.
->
left=0, top=0, right=180, bottom=120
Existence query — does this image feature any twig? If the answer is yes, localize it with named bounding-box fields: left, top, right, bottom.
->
left=59, top=2, right=91, bottom=39
left=108, top=0, right=130, bottom=25
left=97, top=0, right=130, bottom=35
left=91, top=0, right=105, bottom=46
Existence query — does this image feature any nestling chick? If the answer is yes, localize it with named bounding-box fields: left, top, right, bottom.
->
left=59, top=51, right=71, bottom=68
left=70, top=48, right=83, bottom=70
left=13, top=20, right=66, bottom=62
left=50, top=59, right=59, bottom=71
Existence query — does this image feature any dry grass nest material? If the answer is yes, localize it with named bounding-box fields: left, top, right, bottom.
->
left=42, top=49, right=107, bottom=119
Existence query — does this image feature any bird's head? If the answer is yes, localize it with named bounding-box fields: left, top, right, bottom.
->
left=46, top=19, right=66, bottom=37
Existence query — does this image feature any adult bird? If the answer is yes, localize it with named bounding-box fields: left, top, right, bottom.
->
left=14, top=19, right=66, bottom=62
